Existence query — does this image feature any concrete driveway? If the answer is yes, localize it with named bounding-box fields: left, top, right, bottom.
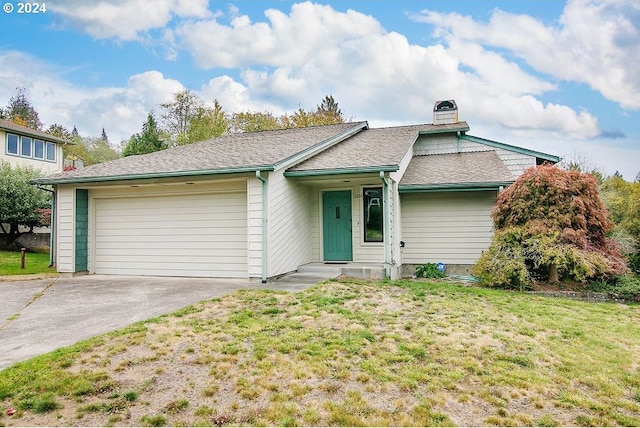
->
left=0, top=273, right=329, bottom=370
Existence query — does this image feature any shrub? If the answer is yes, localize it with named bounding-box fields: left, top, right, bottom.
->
left=415, top=263, right=445, bottom=279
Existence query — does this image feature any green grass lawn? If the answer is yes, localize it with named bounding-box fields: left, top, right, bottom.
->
left=0, top=279, right=639, bottom=427
left=0, top=250, right=56, bottom=276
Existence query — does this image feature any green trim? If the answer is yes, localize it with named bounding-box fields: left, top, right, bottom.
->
left=75, top=189, right=88, bottom=272
left=399, top=181, right=513, bottom=193
left=32, top=165, right=275, bottom=185
left=418, top=124, right=470, bottom=135
left=275, top=122, right=368, bottom=170
left=285, top=165, right=398, bottom=177
left=460, top=134, right=560, bottom=163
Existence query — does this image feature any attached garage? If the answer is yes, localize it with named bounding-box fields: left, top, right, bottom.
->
left=90, top=181, right=248, bottom=278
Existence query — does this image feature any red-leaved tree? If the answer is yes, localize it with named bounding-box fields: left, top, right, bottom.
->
left=472, top=164, right=627, bottom=288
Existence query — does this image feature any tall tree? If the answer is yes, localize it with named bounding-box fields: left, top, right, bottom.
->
left=100, top=128, right=109, bottom=143
left=186, top=100, right=229, bottom=143
left=122, top=113, right=167, bottom=156
left=0, top=162, right=50, bottom=248
left=160, top=89, right=203, bottom=145
left=4, top=88, right=43, bottom=130
left=315, top=94, right=344, bottom=125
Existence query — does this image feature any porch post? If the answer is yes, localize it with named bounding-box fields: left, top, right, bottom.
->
left=256, top=171, right=268, bottom=283
left=380, top=171, right=392, bottom=279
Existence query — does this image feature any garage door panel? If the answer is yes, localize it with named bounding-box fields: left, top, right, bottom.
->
left=93, top=190, right=247, bottom=278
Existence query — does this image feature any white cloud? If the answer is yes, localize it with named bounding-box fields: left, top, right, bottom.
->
left=49, top=0, right=211, bottom=41
left=174, top=1, right=383, bottom=68
left=415, top=0, right=640, bottom=109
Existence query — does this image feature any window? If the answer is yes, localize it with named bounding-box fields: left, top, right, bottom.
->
left=45, top=142, right=56, bottom=162
left=21, top=136, right=32, bottom=157
left=363, top=187, right=383, bottom=242
left=6, top=133, right=18, bottom=155
left=34, top=139, right=45, bottom=159
left=5, top=132, right=57, bottom=162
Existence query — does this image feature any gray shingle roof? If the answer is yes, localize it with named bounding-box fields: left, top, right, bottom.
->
left=400, top=151, right=515, bottom=187
left=35, top=122, right=365, bottom=184
left=0, top=119, right=70, bottom=144
left=288, top=122, right=470, bottom=172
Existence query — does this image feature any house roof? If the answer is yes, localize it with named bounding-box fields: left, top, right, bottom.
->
left=33, top=122, right=366, bottom=184
left=399, top=151, right=515, bottom=192
left=286, top=121, right=470, bottom=176
left=0, top=119, right=71, bottom=145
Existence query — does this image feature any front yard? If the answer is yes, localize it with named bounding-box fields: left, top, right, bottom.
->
left=0, top=250, right=56, bottom=276
left=0, top=279, right=639, bottom=426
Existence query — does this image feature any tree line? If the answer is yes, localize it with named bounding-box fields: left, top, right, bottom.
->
left=1, top=87, right=346, bottom=164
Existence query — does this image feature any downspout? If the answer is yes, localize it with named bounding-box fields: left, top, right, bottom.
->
left=37, top=185, right=55, bottom=268
left=456, top=131, right=461, bottom=153
left=379, top=171, right=392, bottom=279
left=255, top=171, right=268, bottom=283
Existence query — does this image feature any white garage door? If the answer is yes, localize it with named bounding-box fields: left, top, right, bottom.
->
left=93, top=191, right=247, bottom=277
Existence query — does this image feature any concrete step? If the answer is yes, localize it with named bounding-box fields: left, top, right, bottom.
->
left=297, top=263, right=386, bottom=280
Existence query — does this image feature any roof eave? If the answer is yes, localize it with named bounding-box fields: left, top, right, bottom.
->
left=460, top=134, right=560, bottom=164
left=31, top=165, right=275, bottom=185
left=285, top=165, right=398, bottom=177
left=399, top=181, right=514, bottom=193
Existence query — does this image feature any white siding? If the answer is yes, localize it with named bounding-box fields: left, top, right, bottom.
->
left=400, top=191, right=496, bottom=265
left=267, top=170, right=313, bottom=276
left=85, top=180, right=247, bottom=278
left=56, top=186, right=75, bottom=272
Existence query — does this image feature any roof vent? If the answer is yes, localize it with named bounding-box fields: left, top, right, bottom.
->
left=433, top=100, right=458, bottom=125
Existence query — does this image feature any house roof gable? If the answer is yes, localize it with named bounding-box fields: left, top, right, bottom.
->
left=286, top=122, right=470, bottom=176
left=34, top=122, right=366, bottom=184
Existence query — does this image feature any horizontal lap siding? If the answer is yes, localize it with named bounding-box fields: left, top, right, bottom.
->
left=94, top=191, right=247, bottom=277
left=401, top=191, right=496, bottom=265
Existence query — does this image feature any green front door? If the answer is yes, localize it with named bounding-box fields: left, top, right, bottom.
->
left=323, top=190, right=353, bottom=261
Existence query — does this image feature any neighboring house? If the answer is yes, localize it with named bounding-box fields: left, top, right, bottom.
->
left=34, top=101, right=559, bottom=281
left=1, top=119, right=68, bottom=174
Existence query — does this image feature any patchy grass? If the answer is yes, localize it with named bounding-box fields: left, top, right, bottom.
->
left=0, top=250, right=56, bottom=276
left=0, top=279, right=638, bottom=426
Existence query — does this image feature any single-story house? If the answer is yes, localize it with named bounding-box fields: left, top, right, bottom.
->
left=33, top=101, right=559, bottom=281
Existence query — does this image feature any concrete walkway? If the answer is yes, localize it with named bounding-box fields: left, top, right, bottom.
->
left=0, top=272, right=331, bottom=370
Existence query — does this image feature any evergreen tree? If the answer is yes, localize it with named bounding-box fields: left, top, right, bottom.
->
left=4, top=88, right=42, bottom=130
left=122, top=113, right=167, bottom=156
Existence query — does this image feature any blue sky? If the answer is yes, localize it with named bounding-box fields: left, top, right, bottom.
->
left=0, top=0, right=638, bottom=179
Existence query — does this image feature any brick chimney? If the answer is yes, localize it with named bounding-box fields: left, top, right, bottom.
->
left=433, top=100, right=458, bottom=125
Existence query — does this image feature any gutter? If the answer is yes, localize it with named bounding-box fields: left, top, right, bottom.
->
left=398, top=181, right=514, bottom=193
left=379, top=171, right=392, bottom=279
left=31, top=165, right=275, bottom=186
left=36, top=185, right=55, bottom=268
left=285, top=165, right=398, bottom=177
left=255, top=171, right=268, bottom=283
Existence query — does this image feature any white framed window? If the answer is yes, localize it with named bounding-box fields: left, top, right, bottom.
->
left=20, top=136, right=32, bottom=157
left=363, top=186, right=383, bottom=242
left=46, top=142, right=56, bottom=162
left=34, top=139, right=45, bottom=159
left=6, top=133, right=19, bottom=155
